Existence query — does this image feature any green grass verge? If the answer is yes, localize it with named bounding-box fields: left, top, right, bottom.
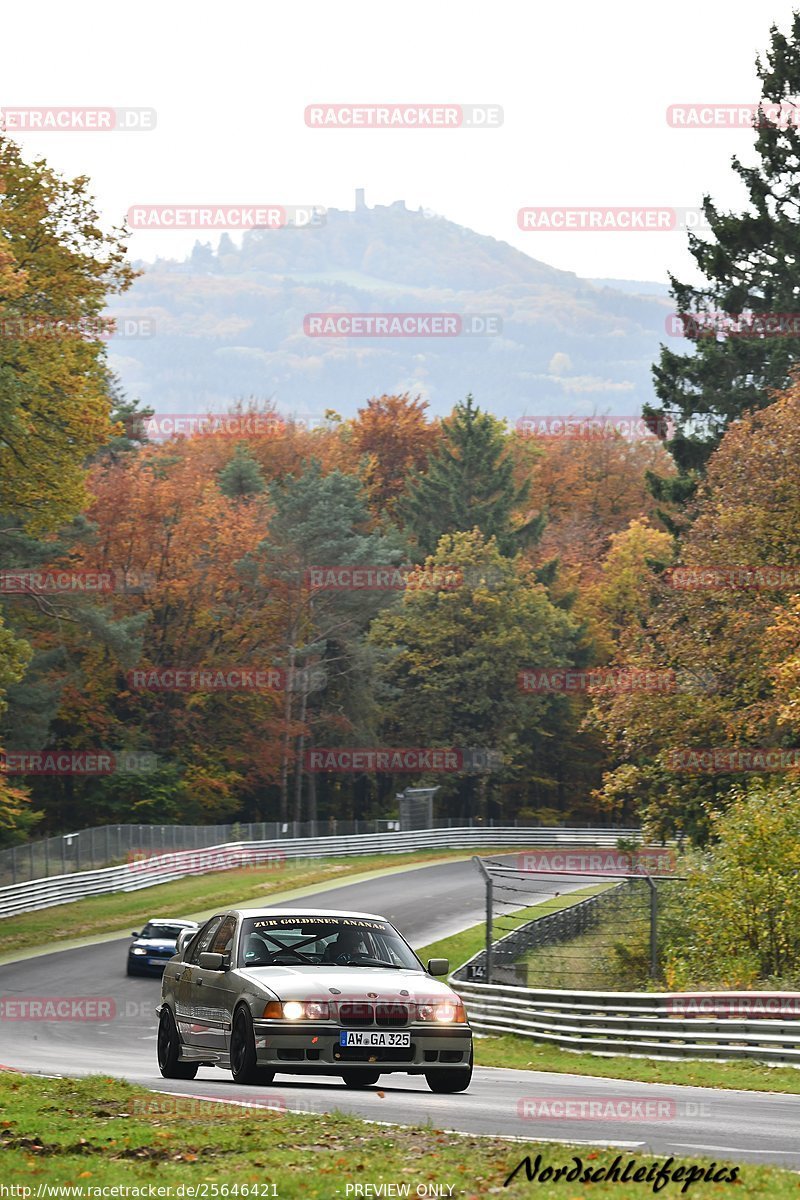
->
left=418, top=902, right=800, bottom=1095
left=0, top=848, right=490, bottom=960
left=0, top=1073, right=791, bottom=1198
left=475, top=1034, right=800, bottom=1094
left=523, top=882, right=653, bottom=990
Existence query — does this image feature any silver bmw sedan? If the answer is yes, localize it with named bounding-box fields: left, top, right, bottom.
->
left=157, top=907, right=473, bottom=1093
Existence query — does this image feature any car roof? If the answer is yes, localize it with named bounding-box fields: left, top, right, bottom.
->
left=144, top=918, right=198, bottom=926
left=229, top=907, right=389, bottom=921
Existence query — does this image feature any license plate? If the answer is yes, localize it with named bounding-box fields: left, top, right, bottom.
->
left=339, top=1031, right=411, bottom=1048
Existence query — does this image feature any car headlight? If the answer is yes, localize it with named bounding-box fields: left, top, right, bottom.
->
left=261, top=1000, right=330, bottom=1020
left=131, top=948, right=148, bottom=955
left=416, top=1001, right=466, bottom=1023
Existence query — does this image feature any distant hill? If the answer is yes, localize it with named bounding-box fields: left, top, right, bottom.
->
left=587, top=278, right=671, bottom=298
left=106, top=194, right=673, bottom=422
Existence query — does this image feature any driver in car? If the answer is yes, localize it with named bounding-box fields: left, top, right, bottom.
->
left=323, top=925, right=369, bottom=963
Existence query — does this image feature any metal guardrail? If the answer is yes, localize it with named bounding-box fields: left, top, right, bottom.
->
left=0, top=827, right=642, bottom=919
left=452, top=977, right=800, bottom=1064
left=0, top=818, right=637, bottom=886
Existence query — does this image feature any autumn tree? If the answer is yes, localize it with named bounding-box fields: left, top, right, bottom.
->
left=347, top=393, right=439, bottom=514
left=0, top=135, right=135, bottom=533
left=580, top=519, right=674, bottom=660
left=525, top=433, right=673, bottom=583
left=0, top=136, right=133, bottom=837
left=591, top=380, right=800, bottom=841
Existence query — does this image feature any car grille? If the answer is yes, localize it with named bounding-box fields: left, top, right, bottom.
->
left=335, top=1045, right=415, bottom=1063
left=376, top=1003, right=408, bottom=1027
left=338, top=1002, right=409, bottom=1027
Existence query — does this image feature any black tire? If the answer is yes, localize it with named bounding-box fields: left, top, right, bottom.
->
left=424, top=1047, right=473, bottom=1094
left=157, top=1008, right=198, bottom=1079
left=341, top=1069, right=381, bottom=1087
left=230, top=1006, right=275, bottom=1085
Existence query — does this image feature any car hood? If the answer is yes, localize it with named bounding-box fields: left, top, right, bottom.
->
left=133, top=938, right=177, bottom=950
left=237, top=965, right=459, bottom=1003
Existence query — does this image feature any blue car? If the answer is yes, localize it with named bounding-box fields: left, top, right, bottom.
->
left=127, top=918, right=199, bottom=976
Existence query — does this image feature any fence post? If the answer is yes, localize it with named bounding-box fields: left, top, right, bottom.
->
left=473, top=855, right=493, bottom=985
left=645, top=875, right=658, bottom=980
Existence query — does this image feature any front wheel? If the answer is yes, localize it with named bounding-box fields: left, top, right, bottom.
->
left=341, top=1069, right=381, bottom=1087
left=230, top=1006, right=275, bottom=1085
left=425, top=1047, right=473, bottom=1094
left=157, top=1008, right=198, bottom=1079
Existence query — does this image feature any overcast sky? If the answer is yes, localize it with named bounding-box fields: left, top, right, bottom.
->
left=3, top=0, right=796, bottom=284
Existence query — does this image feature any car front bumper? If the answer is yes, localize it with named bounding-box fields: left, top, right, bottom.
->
left=128, top=954, right=172, bottom=973
left=251, top=1021, right=472, bottom=1073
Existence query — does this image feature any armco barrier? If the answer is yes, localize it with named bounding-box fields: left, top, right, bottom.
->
left=0, top=827, right=641, bottom=919
left=451, top=975, right=800, bottom=1064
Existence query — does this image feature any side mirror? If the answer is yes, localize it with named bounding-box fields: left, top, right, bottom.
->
left=427, top=958, right=449, bottom=976
left=199, top=951, right=227, bottom=971
left=131, top=931, right=140, bottom=938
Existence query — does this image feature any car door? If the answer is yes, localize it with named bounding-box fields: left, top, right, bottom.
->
left=176, top=915, right=223, bottom=1050
left=192, top=914, right=238, bottom=1053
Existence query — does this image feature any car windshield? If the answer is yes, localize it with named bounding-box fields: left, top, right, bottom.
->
left=139, top=923, right=185, bottom=940
left=238, top=915, right=422, bottom=969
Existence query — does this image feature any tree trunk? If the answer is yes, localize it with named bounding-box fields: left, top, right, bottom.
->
left=293, top=680, right=309, bottom=822
left=279, top=641, right=296, bottom=823
left=308, top=761, right=317, bottom=831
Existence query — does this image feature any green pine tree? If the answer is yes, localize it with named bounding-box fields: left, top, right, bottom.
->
left=399, top=395, right=544, bottom=555
left=647, top=14, right=800, bottom=521
left=218, top=445, right=266, bottom=499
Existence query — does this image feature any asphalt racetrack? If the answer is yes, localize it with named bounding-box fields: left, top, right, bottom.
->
left=1, top=856, right=799, bottom=1168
